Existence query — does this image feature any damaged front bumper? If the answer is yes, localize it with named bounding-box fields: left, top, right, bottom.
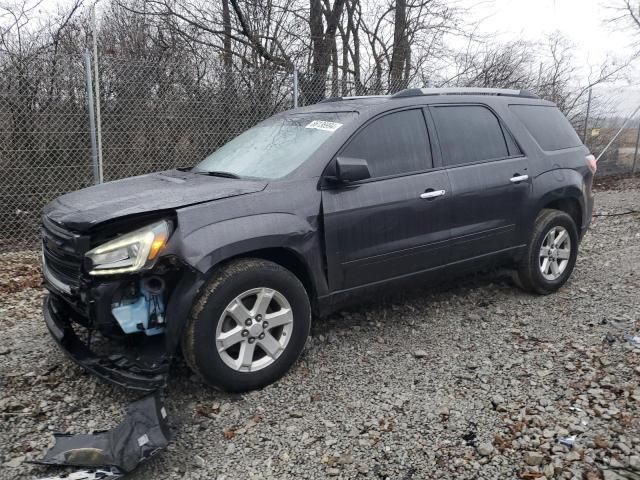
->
left=34, top=393, right=171, bottom=478
left=44, top=294, right=169, bottom=392
left=39, top=219, right=207, bottom=479
left=41, top=269, right=205, bottom=478
left=42, top=228, right=205, bottom=391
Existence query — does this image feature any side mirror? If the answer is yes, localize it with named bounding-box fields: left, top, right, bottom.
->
left=333, top=157, right=371, bottom=183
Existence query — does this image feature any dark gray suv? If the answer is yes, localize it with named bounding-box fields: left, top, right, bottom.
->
left=41, top=87, right=596, bottom=392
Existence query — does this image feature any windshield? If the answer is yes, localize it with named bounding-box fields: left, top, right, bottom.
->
left=194, top=112, right=356, bottom=179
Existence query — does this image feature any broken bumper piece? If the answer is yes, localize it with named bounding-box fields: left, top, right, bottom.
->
left=35, top=394, right=171, bottom=477
left=44, top=294, right=168, bottom=392
left=38, top=467, right=121, bottom=480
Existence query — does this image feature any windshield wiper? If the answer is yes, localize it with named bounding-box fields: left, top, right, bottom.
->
left=192, top=169, right=241, bottom=179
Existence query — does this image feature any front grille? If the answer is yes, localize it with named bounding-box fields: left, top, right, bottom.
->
left=42, top=217, right=85, bottom=290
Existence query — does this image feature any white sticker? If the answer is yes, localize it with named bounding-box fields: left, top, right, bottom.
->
left=160, top=406, right=167, bottom=419
left=137, top=434, right=149, bottom=447
left=305, top=120, right=343, bottom=132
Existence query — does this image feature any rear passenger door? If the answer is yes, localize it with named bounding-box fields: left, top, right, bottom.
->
left=322, top=108, right=452, bottom=291
left=429, top=104, right=530, bottom=262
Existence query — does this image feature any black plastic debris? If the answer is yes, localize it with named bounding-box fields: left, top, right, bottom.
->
left=34, top=394, right=170, bottom=476
left=462, top=422, right=478, bottom=446
left=38, top=467, right=121, bottom=480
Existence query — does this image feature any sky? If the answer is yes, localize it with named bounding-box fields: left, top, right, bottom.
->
left=465, top=0, right=640, bottom=116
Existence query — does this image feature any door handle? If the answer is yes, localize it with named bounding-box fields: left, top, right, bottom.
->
left=420, top=189, right=446, bottom=200
left=509, top=174, right=529, bottom=183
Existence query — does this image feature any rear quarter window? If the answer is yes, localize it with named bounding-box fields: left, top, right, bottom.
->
left=510, top=104, right=582, bottom=151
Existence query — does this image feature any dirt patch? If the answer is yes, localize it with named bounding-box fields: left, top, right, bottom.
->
left=0, top=252, right=41, bottom=295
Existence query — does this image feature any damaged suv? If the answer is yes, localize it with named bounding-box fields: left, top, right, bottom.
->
left=42, top=87, right=595, bottom=393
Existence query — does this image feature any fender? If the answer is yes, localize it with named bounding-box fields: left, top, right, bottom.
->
left=163, top=266, right=206, bottom=354
left=171, top=212, right=328, bottom=298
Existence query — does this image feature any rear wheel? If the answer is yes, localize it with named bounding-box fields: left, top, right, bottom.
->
left=182, top=258, right=311, bottom=392
left=517, top=209, right=579, bottom=295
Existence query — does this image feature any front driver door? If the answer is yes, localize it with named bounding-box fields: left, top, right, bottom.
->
left=321, top=108, right=452, bottom=292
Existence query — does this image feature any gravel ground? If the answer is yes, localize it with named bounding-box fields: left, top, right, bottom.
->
left=1, top=176, right=639, bottom=480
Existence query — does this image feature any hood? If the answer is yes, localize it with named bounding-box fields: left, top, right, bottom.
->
left=43, top=169, right=267, bottom=232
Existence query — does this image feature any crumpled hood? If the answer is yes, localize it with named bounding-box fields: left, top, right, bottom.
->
left=43, top=169, right=267, bottom=232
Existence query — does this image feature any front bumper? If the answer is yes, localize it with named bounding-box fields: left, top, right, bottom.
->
left=44, top=294, right=169, bottom=392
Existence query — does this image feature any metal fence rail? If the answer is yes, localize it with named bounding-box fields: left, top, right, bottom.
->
left=0, top=51, right=637, bottom=251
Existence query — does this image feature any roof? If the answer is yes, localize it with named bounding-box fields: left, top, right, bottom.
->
left=315, top=87, right=538, bottom=106
left=284, top=87, right=546, bottom=116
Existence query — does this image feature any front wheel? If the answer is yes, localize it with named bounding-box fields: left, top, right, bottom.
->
left=516, top=208, right=579, bottom=295
left=182, top=259, right=311, bottom=392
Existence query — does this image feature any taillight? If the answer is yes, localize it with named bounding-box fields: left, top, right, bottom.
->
left=585, top=154, right=597, bottom=174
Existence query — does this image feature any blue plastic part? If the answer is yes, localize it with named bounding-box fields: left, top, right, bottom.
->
left=111, top=285, right=165, bottom=336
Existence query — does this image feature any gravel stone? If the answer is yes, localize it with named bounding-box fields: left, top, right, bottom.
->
left=4, top=456, right=25, bottom=468
left=1, top=177, right=639, bottom=480
left=477, top=442, right=494, bottom=457
left=524, top=451, right=544, bottom=466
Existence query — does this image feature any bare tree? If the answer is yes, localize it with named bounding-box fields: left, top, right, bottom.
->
left=609, top=0, right=640, bottom=49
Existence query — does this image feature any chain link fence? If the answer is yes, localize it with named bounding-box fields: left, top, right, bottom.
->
left=584, top=122, right=640, bottom=176
left=1, top=52, right=637, bottom=251
left=0, top=53, right=414, bottom=250
left=96, top=57, right=296, bottom=182
left=1, top=53, right=92, bottom=251
left=1, top=54, right=301, bottom=250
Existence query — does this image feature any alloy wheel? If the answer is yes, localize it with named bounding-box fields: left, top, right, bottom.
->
left=539, top=226, right=571, bottom=281
left=215, top=287, right=294, bottom=372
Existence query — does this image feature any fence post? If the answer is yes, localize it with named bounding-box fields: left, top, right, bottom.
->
left=84, top=51, right=101, bottom=185
left=632, top=123, right=640, bottom=174
left=582, top=88, right=592, bottom=143
left=92, top=5, right=104, bottom=183
left=293, top=69, right=299, bottom=108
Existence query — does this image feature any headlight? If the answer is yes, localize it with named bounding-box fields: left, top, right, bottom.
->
left=86, top=220, right=171, bottom=275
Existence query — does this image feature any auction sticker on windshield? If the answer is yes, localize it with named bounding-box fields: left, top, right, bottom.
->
left=305, top=120, right=343, bottom=132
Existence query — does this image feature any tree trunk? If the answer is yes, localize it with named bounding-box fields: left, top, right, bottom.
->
left=390, top=0, right=409, bottom=92
left=304, top=0, right=346, bottom=104
left=331, top=36, right=339, bottom=97
left=341, top=26, right=350, bottom=96
left=345, top=0, right=363, bottom=95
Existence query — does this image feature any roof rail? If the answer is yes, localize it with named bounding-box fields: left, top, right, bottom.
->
left=319, top=95, right=389, bottom=103
left=391, top=87, right=539, bottom=99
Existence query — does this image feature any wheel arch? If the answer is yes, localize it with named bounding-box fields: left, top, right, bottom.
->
left=540, top=196, right=582, bottom=233
left=224, top=247, right=318, bottom=304
left=533, top=170, right=586, bottom=233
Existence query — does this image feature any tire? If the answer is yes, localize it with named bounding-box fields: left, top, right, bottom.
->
left=516, top=208, right=579, bottom=295
left=182, top=258, right=311, bottom=392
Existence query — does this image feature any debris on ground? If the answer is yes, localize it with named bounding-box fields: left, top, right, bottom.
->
left=34, top=394, right=170, bottom=479
left=38, top=467, right=121, bottom=479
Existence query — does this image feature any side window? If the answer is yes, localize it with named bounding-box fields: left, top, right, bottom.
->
left=510, top=104, right=582, bottom=151
left=341, top=109, right=432, bottom=178
left=431, top=105, right=509, bottom=166
left=504, top=128, right=523, bottom=156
